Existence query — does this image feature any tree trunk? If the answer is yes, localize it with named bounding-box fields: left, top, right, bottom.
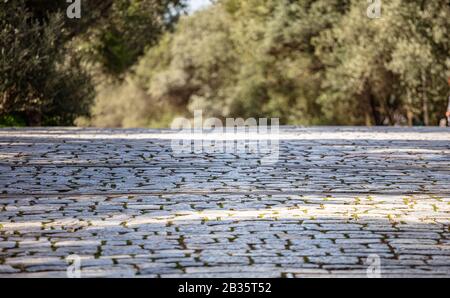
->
left=422, top=97, right=429, bottom=126
left=368, top=92, right=381, bottom=125
left=365, top=111, right=372, bottom=126
left=363, top=82, right=381, bottom=126
left=406, top=109, right=414, bottom=127
left=406, top=90, right=414, bottom=127
left=26, top=111, right=42, bottom=126
left=421, top=71, right=429, bottom=126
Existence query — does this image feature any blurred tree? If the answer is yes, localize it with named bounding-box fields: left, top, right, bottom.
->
left=84, top=0, right=186, bottom=76
left=0, top=1, right=93, bottom=125
left=0, top=0, right=186, bottom=125
left=315, top=0, right=450, bottom=125
left=225, top=0, right=351, bottom=123
left=135, top=3, right=239, bottom=118
left=87, top=0, right=450, bottom=127
left=134, top=0, right=352, bottom=124
left=20, top=0, right=186, bottom=75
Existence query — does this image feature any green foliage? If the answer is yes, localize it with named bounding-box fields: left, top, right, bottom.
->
left=137, top=4, right=239, bottom=118
left=128, top=0, right=449, bottom=126
left=0, top=0, right=185, bottom=126
left=85, top=0, right=186, bottom=76
left=0, top=115, right=26, bottom=127
left=131, top=0, right=342, bottom=124
left=83, top=77, right=181, bottom=128
left=16, top=0, right=186, bottom=76
left=3, top=0, right=448, bottom=127
left=315, top=0, right=450, bottom=125
left=0, top=0, right=94, bottom=126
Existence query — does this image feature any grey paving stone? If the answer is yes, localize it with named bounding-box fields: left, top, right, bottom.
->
left=0, top=127, right=449, bottom=277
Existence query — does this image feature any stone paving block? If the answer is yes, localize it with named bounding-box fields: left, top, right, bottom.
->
left=0, top=127, right=449, bottom=277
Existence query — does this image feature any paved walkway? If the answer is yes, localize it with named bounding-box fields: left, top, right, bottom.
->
left=0, top=127, right=449, bottom=277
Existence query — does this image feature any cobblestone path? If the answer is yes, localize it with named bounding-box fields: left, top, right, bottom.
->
left=0, top=127, right=449, bottom=277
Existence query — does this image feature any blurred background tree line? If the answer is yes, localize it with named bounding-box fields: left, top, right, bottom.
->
left=1, top=0, right=449, bottom=127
